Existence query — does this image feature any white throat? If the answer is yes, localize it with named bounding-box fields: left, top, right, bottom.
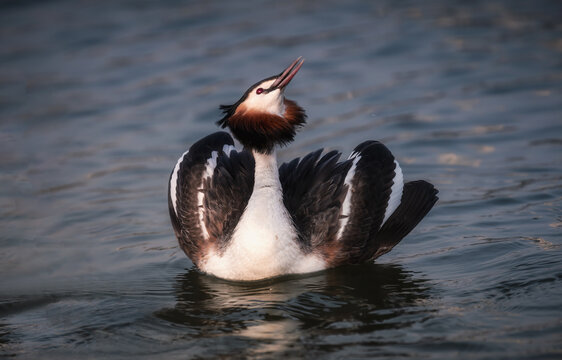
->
left=241, top=79, right=286, bottom=116
left=200, top=149, right=325, bottom=280
left=252, top=150, right=283, bottom=189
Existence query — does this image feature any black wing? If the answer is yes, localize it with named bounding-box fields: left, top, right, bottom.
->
left=370, top=180, right=438, bottom=259
left=168, top=132, right=254, bottom=266
left=280, top=140, right=438, bottom=267
left=279, top=149, right=353, bottom=252
left=336, top=140, right=399, bottom=264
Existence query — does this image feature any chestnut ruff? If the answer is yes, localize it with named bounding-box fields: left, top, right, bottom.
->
left=218, top=100, right=306, bottom=154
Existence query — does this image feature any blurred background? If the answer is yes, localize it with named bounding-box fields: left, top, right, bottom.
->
left=1, top=0, right=561, bottom=358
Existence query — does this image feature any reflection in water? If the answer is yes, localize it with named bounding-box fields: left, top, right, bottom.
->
left=155, top=264, right=432, bottom=355
left=0, top=322, right=14, bottom=352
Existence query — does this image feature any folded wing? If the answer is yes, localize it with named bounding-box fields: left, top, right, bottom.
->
left=168, top=132, right=255, bottom=265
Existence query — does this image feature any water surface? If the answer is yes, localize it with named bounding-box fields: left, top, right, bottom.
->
left=1, top=0, right=561, bottom=358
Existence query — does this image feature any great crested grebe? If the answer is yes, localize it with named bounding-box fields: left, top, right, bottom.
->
left=168, top=57, right=438, bottom=281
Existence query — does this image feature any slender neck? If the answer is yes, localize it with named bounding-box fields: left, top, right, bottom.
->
left=252, top=150, right=281, bottom=191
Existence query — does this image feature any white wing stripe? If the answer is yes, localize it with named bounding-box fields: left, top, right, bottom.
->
left=382, top=160, right=403, bottom=226
left=172, top=144, right=236, bottom=240
left=336, top=155, right=361, bottom=240
left=222, top=144, right=235, bottom=156
left=170, top=150, right=189, bottom=215
left=197, top=150, right=220, bottom=240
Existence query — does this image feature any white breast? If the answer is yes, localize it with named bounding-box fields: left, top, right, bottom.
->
left=200, top=151, right=326, bottom=281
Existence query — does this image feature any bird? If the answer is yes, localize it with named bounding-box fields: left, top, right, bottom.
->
left=168, top=57, right=438, bottom=281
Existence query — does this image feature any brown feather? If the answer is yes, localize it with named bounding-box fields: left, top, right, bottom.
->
left=224, top=99, right=307, bottom=153
left=283, top=99, right=307, bottom=128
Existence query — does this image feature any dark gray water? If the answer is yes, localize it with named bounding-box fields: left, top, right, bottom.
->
left=1, top=0, right=561, bottom=358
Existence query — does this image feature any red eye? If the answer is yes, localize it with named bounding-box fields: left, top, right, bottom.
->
left=256, top=88, right=264, bottom=94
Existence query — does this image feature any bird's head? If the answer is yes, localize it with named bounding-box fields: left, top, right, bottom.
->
left=217, top=57, right=307, bottom=154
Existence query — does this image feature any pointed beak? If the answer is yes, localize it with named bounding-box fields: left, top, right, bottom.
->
left=269, top=57, right=304, bottom=91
